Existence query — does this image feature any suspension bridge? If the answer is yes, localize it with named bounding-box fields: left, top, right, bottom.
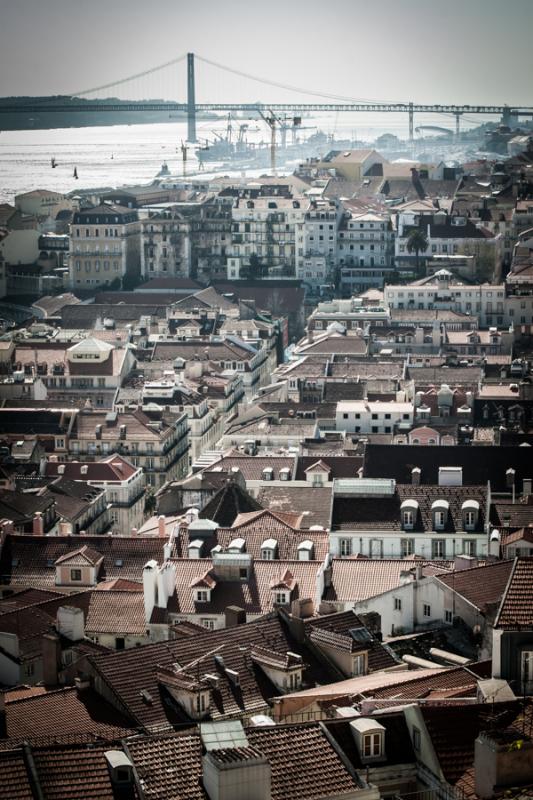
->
left=2, top=52, right=532, bottom=142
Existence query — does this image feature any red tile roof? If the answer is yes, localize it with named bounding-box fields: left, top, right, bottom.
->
left=325, top=558, right=453, bottom=603
left=2, top=687, right=135, bottom=745
left=436, top=560, right=514, bottom=614
left=85, top=591, right=146, bottom=636
left=495, top=557, right=533, bottom=629
left=0, top=749, right=33, bottom=799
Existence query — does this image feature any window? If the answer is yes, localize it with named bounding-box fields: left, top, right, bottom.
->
left=464, top=510, right=476, bottom=529
left=394, top=597, right=402, bottom=611
left=70, top=569, right=82, bottom=581
left=401, top=538, right=414, bottom=557
left=434, top=510, right=446, bottom=529
left=115, top=637, right=125, bottom=650
left=413, top=726, right=421, bottom=752
left=432, top=539, right=445, bottom=558
left=521, top=651, right=533, bottom=693
left=445, top=610, right=453, bottom=624
left=340, top=538, right=352, bottom=556
left=363, top=732, right=382, bottom=758
left=196, top=590, right=209, bottom=603
left=423, top=603, right=431, bottom=617
left=201, top=619, right=216, bottom=630
left=275, top=591, right=288, bottom=604
left=463, top=540, right=476, bottom=556
left=353, top=654, right=365, bottom=676
left=403, top=510, right=414, bottom=529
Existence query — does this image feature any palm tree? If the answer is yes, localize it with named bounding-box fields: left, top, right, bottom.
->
left=406, top=229, right=429, bottom=277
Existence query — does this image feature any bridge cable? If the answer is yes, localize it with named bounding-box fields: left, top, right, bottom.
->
left=70, top=53, right=188, bottom=98
left=195, top=54, right=408, bottom=106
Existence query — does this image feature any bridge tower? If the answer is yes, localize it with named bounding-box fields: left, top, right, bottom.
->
left=187, top=52, right=197, bottom=143
left=455, top=112, right=461, bottom=137
left=408, top=102, right=414, bottom=142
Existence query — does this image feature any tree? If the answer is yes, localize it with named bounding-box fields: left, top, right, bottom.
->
left=406, top=229, right=429, bottom=277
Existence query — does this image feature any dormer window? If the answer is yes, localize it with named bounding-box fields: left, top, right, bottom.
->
left=350, top=718, right=385, bottom=763
left=401, top=499, right=419, bottom=530
left=196, top=589, right=210, bottom=603
left=274, top=591, right=289, bottom=605
left=431, top=499, right=449, bottom=531
left=363, top=732, right=382, bottom=758
left=297, top=540, right=315, bottom=561
left=261, top=538, right=278, bottom=560
left=462, top=499, right=479, bottom=530
left=262, top=467, right=274, bottom=481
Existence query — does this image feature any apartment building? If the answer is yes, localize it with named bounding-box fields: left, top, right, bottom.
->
left=68, top=409, right=189, bottom=488
left=295, top=198, right=341, bottom=292
left=226, top=191, right=308, bottom=279
left=69, top=203, right=140, bottom=289
left=338, top=211, right=395, bottom=293
left=13, top=336, right=135, bottom=409
left=45, top=453, right=146, bottom=535
left=336, top=400, right=414, bottom=434
left=140, top=206, right=191, bottom=279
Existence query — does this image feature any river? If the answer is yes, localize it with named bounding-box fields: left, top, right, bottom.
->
left=0, top=113, right=487, bottom=204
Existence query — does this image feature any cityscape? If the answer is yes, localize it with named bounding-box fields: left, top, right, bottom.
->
left=1, top=1, right=533, bottom=798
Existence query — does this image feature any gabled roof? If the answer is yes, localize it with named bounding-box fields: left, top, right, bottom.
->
left=55, top=545, right=104, bottom=568
left=495, top=556, right=533, bottom=629
left=2, top=686, right=135, bottom=746
left=85, top=590, right=146, bottom=635
left=436, top=560, right=514, bottom=614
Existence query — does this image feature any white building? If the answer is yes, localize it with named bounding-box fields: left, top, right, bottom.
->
left=338, top=211, right=395, bottom=294
left=336, top=400, right=413, bottom=435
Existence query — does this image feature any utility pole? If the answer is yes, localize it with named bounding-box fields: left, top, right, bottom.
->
left=187, top=52, right=197, bottom=143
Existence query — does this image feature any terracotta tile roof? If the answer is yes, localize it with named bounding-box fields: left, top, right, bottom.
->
left=332, top=484, right=487, bottom=532
left=55, top=545, right=103, bottom=567
left=44, top=454, right=138, bottom=482
left=168, top=558, right=321, bottom=616
left=204, top=454, right=296, bottom=482
left=436, top=560, right=514, bottom=614
left=127, top=722, right=362, bottom=800
left=172, top=510, right=329, bottom=561
left=324, top=712, right=415, bottom=771
left=303, top=610, right=399, bottom=672
left=0, top=534, right=170, bottom=588
left=73, top=409, right=173, bottom=441
left=421, top=701, right=525, bottom=794
left=295, top=455, right=364, bottom=481
left=88, top=610, right=375, bottom=731
left=0, top=749, right=33, bottom=799
left=257, top=485, right=333, bottom=530
left=0, top=589, right=64, bottom=614
left=85, top=591, right=146, bottom=635
left=3, top=687, right=135, bottom=745
left=491, top=501, right=533, bottom=532
left=30, top=741, right=141, bottom=799
left=325, top=558, right=452, bottom=603
left=368, top=665, right=479, bottom=700
left=0, top=591, right=93, bottom=662
left=495, top=557, right=533, bottom=629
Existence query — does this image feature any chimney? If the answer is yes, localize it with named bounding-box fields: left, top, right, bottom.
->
left=143, top=560, right=158, bottom=622
left=158, top=515, right=167, bottom=538
left=411, top=467, right=421, bottom=486
left=42, top=632, right=61, bottom=686
left=33, top=512, right=44, bottom=536
left=506, top=468, right=516, bottom=489
left=225, top=606, right=246, bottom=627
left=523, top=478, right=532, bottom=497
left=475, top=731, right=533, bottom=799
left=203, top=746, right=271, bottom=800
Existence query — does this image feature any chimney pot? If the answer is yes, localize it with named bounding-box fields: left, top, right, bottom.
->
left=158, top=515, right=167, bottom=538
left=33, top=512, right=44, bottom=536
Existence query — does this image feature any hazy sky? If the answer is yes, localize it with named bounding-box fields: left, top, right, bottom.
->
left=1, top=0, right=532, bottom=105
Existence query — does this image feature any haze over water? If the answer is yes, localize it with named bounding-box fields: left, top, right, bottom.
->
left=0, top=113, right=485, bottom=205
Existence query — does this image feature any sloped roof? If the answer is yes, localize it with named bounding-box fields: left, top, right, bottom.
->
left=495, top=557, right=533, bottom=629
left=85, top=590, right=146, bottom=635
left=436, top=560, right=514, bottom=614
left=199, top=482, right=262, bottom=527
